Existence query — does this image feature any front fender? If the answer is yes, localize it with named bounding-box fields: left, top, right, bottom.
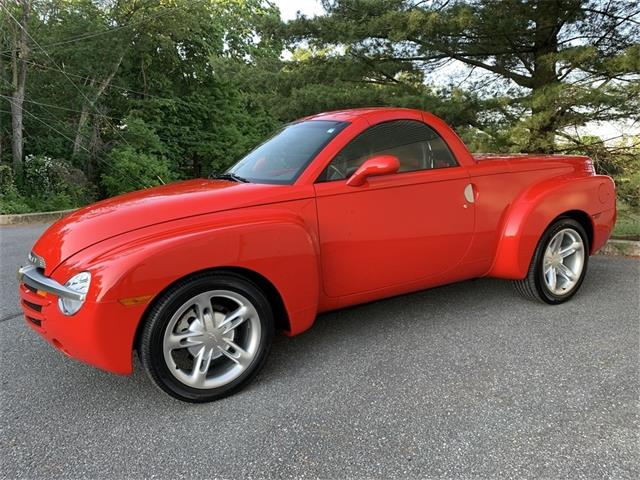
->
left=489, top=175, right=615, bottom=280
left=54, top=201, right=321, bottom=371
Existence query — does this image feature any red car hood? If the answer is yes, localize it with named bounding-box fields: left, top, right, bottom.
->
left=32, top=179, right=308, bottom=272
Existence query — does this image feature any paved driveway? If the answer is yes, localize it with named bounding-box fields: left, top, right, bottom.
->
left=1, top=224, right=638, bottom=479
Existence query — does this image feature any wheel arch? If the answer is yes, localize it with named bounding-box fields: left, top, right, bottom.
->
left=557, top=209, right=594, bottom=251
left=65, top=212, right=323, bottom=362
left=133, top=266, right=290, bottom=352
left=489, top=176, right=606, bottom=280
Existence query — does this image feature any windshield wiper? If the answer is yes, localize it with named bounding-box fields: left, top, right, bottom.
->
left=212, top=172, right=250, bottom=183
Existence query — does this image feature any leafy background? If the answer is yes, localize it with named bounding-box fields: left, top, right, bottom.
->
left=1, top=0, right=638, bottom=236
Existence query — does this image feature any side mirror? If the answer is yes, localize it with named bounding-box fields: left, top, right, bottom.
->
left=346, top=155, right=400, bottom=187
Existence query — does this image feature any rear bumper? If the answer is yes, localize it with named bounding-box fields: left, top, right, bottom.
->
left=18, top=280, right=142, bottom=375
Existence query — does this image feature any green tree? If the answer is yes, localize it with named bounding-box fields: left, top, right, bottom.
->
left=1, top=0, right=283, bottom=205
left=0, top=0, right=31, bottom=175
left=286, top=0, right=640, bottom=152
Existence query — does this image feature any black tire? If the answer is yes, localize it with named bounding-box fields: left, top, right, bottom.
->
left=139, top=271, right=274, bottom=403
left=512, top=218, right=589, bottom=304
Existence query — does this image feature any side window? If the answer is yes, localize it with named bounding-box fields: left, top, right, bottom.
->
left=318, top=120, right=458, bottom=182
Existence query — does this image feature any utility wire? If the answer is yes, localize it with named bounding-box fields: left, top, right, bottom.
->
left=0, top=77, right=107, bottom=146
left=1, top=7, right=241, bottom=169
left=1, top=78, right=227, bottom=150
left=13, top=95, right=121, bottom=121
left=0, top=7, right=180, bottom=55
left=0, top=93, right=151, bottom=188
left=1, top=4, right=135, bottom=152
left=1, top=52, right=232, bottom=149
left=0, top=53, right=214, bottom=111
left=0, top=76, right=80, bottom=129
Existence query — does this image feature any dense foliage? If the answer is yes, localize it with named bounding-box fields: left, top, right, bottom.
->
left=1, top=0, right=638, bottom=233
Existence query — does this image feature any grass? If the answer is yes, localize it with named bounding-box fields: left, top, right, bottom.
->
left=613, top=201, right=640, bottom=240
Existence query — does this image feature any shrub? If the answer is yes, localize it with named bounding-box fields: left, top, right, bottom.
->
left=100, top=146, right=178, bottom=197
left=0, top=164, right=17, bottom=196
left=99, top=116, right=179, bottom=196
left=18, top=155, right=95, bottom=212
left=0, top=165, right=30, bottom=214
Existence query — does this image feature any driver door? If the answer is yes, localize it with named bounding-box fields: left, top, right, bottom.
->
left=314, top=119, right=474, bottom=297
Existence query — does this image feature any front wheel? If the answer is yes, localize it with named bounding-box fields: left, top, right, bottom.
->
left=513, top=218, right=589, bottom=304
left=139, top=272, right=274, bottom=402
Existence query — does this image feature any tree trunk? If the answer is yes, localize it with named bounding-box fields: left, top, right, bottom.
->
left=528, top=90, right=560, bottom=153
left=527, top=1, right=561, bottom=153
left=0, top=53, right=4, bottom=162
left=9, top=1, right=30, bottom=176
left=72, top=101, right=91, bottom=156
left=73, top=52, right=124, bottom=157
left=85, top=116, right=103, bottom=180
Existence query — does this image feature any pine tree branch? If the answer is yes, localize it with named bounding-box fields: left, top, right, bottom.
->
left=442, top=50, right=534, bottom=88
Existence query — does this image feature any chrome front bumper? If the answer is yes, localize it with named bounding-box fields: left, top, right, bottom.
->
left=17, top=265, right=85, bottom=301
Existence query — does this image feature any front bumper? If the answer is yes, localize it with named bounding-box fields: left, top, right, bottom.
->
left=17, top=268, right=143, bottom=375
left=17, top=265, right=85, bottom=302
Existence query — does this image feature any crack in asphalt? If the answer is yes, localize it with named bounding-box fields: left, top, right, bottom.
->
left=0, top=312, right=22, bottom=323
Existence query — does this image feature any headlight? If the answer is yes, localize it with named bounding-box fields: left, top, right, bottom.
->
left=58, top=272, right=91, bottom=316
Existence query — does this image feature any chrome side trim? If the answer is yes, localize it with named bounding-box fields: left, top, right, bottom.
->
left=17, top=265, right=85, bottom=301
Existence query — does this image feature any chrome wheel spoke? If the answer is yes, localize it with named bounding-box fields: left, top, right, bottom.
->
left=219, top=339, right=252, bottom=368
left=546, top=266, right=557, bottom=291
left=549, top=233, right=563, bottom=254
left=556, top=262, right=575, bottom=282
left=166, top=331, right=204, bottom=350
left=201, top=306, right=216, bottom=332
left=189, top=347, right=212, bottom=386
left=542, top=228, right=585, bottom=295
left=218, top=305, right=248, bottom=334
left=559, top=242, right=582, bottom=258
left=162, top=289, right=262, bottom=390
left=194, top=296, right=212, bottom=318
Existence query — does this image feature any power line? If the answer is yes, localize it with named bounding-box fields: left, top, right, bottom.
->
left=0, top=77, right=109, bottom=148
left=0, top=76, right=119, bottom=122
left=1, top=94, right=83, bottom=144
left=0, top=53, right=214, bottom=110
left=1, top=4, right=135, bottom=153
left=0, top=7, right=180, bottom=55
left=2, top=78, right=236, bottom=151
left=0, top=94, right=152, bottom=188
left=20, top=97, right=121, bottom=121
left=1, top=52, right=233, bottom=150
left=0, top=15, right=247, bottom=156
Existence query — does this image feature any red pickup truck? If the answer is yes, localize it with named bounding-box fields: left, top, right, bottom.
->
left=17, top=107, right=616, bottom=402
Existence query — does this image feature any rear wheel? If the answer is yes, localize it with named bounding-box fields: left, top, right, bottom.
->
left=513, top=218, right=589, bottom=304
left=139, top=272, right=273, bottom=402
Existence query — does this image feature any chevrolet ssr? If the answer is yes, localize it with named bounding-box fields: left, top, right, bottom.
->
left=17, top=108, right=616, bottom=402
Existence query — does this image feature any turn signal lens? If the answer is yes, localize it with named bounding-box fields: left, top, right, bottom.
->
left=58, top=272, right=91, bottom=316
left=118, top=295, right=153, bottom=307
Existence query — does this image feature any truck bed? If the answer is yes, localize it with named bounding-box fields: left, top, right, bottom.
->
left=472, top=153, right=594, bottom=175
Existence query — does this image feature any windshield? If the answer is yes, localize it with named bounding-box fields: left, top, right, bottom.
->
left=226, top=120, right=349, bottom=184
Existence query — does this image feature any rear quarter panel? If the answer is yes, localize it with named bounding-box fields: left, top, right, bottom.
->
left=489, top=174, right=616, bottom=279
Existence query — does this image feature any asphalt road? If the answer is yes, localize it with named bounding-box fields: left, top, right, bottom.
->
left=1, top=224, right=638, bottom=479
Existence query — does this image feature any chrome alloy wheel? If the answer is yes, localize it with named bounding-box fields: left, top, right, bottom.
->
left=542, top=228, right=585, bottom=295
left=162, top=290, right=261, bottom=389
